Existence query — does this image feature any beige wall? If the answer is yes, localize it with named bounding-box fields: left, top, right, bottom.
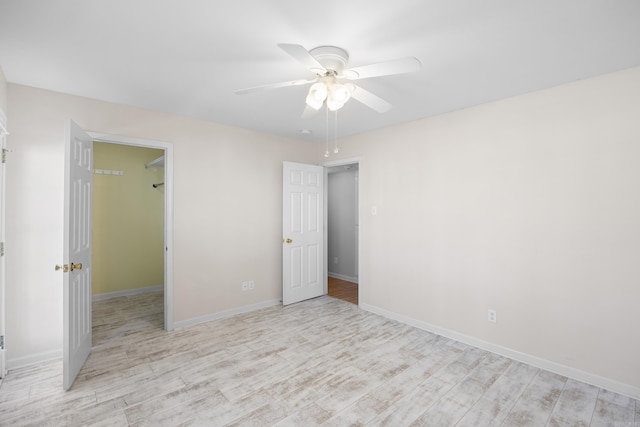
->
left=5, top=84, right=320, bottom=366
left=92, top=143, right=165, bottom=295
left=332, top=66, right=640, bottom=395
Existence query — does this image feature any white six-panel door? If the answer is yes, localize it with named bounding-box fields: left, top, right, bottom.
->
left=63, top=120, right=93, bottom=390
left=282, top=162, right=324, bottom=305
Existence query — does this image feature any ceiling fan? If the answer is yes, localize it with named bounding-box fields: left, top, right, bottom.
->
left=234, top=43, right=421, bottom=114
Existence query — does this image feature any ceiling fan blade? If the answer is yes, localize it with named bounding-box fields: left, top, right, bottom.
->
left=344, top=57, right=421, bottom=80
left=301, top=105, right=319, bottom=119
left=234, top=79, right=315, bottom=95
left=278, top=43, right=326, bottom=74
left=349, top=85, right=392, bottom=113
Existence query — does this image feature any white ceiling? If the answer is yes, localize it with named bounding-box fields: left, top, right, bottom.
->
left=1, top=0, right=639, bottom=143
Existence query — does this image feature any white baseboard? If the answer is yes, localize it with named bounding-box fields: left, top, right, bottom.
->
left=173, top=299, right=282, bottom=330
left=7, top=349, right=62, bottom=371
left=93, top=285, right=163, bottom=301
left=360, top=302, right=640, bottom=400
left=6, top=297, right=279, bottom=373
left=328, top=273, right=359, bottom=284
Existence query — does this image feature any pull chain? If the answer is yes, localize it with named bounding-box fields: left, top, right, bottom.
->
left=333, top=109, right=339, bottom=154
left=324, top=104, right=330, bottom=157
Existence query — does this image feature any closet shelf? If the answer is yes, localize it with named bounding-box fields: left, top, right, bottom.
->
left=145, top=155, right=165, bottom=168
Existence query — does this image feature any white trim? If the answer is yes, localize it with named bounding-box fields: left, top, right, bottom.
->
left=323, top=157, right=361, bottom=168
left=93, top=285, right=163, bottom=301
left=0, top=108, right=6, bottom=378
left=7, top=350, right=62, bottom=371
left=360, top=302, right=640, bottom=400
left=328, top=272, right=358, bottom=284
left=88, top=132, right=175, bottom=331
left=0, top=109, right=7, bottom=135
left=173, top=299, right=281, bottom=330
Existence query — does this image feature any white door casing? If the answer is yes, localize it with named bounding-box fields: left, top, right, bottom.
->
left=63, top=120, right=93, bottom=390
left=0, top=112, right=7, bottom=378
left=282, top=162, right=324, bottom=305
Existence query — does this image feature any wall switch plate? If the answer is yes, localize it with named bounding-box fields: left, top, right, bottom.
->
left=488, top=309, right=497, bottom=323
left=242, top=282, right=248, bottom=291
left=248, top=280, right=254, bottom=290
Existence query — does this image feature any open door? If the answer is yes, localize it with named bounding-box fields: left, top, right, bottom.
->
left=282, top=162, right=324, bottom=305
left=62, top=120, right=93, bottom=390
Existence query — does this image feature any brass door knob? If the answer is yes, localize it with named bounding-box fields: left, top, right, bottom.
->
left=283, top=238, right=293, bottom=244
left=70, top=262, right=83, bottom=271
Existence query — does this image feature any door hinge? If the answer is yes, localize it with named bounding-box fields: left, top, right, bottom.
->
left=1, top=149, right=7, bottom=163
left=0, top=242, right=4, bottom=256
left=0, top=335, right=4, bottom=350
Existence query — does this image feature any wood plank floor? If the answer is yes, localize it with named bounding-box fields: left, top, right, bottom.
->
left=0, top=292, right=638, bottom=426
left=328, top=276, right=358, bottom=305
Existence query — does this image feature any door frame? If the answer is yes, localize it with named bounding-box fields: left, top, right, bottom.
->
left=89, top=132, right=174, bottom=331
left=322, top=157, right=361, bottom=301
left=0, top=110, right=7, bottom=378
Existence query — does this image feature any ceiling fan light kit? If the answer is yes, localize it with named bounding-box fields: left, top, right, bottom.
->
left=306, top=74, right=354, bottom=112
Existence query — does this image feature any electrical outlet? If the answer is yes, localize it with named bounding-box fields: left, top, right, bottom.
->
left=488, top=309, right=497, bottom=323
left=334, top=257, right=338, bottom=264
left=242, top=282, right=248, bottom=291
left=248, top=280, right=254, bottom=290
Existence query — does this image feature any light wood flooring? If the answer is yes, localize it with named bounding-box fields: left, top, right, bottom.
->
left=0, top=291, right=638, bottom=426
left=328, top=277, right=358, bottom=305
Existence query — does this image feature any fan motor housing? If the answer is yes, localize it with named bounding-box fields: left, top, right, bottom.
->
left=309, top=46, right=349, bottom=73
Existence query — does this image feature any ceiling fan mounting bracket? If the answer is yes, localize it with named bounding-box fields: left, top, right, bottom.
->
left=309, top=46, right=349, bottom=74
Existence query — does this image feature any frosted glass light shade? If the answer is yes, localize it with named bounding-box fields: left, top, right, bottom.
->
left=305, top=83, right=328, bottom=110
left=331, top=84, right=350, bottom=103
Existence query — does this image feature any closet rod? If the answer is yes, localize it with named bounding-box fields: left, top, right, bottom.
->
left=153, top=182, right=164, bottom=188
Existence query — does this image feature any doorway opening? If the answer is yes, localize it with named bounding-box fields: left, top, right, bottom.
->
left=92, top=142, right=165, bottom=333
left=89, top=132, right=174, bottom=331
left=324, top=159, right=360, bottom=305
